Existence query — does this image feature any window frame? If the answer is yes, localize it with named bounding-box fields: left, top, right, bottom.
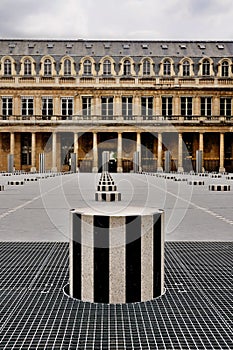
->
left=2, top=96, right=13, bottom=116
left=82, top=96, right=92, bottom=116
left=123, top=60, right=131, bottom=75
left=142, top=59, right=151, bottom=76
left=83, top=59, right=92, bottom=75
left=4, top=59, right=12, bottom=76
left=162, top=96, right=173, bottom=117
left=42, top=97, right=53, bottom=117
left=141, top=97, right=153, bottom=116
left=21, top=96, right=34, bottom=116
left=61, top=97, right=73, bottom=117
left=24, top=59, right=32, bottom=76
left=44, top=59, right=52, bottom=76
left=103, top=59, right=111, bottom=76
left=201, top=97, right=212, bottom=116
left=101, top=96, right=114, bottom=116
left=220, top=97, right=231, bottom=116
left=181, top=97, right=193, bottom=117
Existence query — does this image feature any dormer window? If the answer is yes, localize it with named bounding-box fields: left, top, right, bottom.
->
left=202, top=59, right=210, bottom=76
left=221, top=60, right=229, bottom=77
left=182, top=60, right=190, bottom=76
left=123, top=60, right=131, bottom=75
left=24, top=59, right=32, bottom=76
left=83, top=59, right=92, bottom=75
left=44, top=59, right=52, bottom=76
left=143, top=59, right=151, bottom=76
left=64, top=59, right=71, bottom=76
left=4, top=59, right=12, bottom=76
left=163, top=59, right=171, bottom=76
left=103, top=59, right=111, bottom=75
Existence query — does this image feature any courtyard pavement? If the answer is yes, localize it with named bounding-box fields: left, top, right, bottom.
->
left=0, top=171, right=232, bottom=242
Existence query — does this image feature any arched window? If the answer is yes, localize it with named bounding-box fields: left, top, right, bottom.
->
left=44, top=59, right=52, bottom=76
left=64, top=59, right=71, bottom=76
left=123, top=60, right=131, bottom=75
left=24, top=59, right=32, bottom=75
left=202, top=59, right=210, bottom=76
left=4, top=59, right=12, bottom=75
left=182, top=60, right=190, bottom=76
left=143, top=59, right=151, bottom=75
left=83, top=59, right=92, bottom=75
left=221, top=61, right=229, bottom=77
left=163, top=60, right=171, bottom=76
left=103, top=59, right=111, bottom=75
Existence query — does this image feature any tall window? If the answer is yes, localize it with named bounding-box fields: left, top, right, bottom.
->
left=42, top=97, right=53, bottom=117
left=83, top=60, right=92, bottom=75
left=201, top=97, right=212, bottom=116
left=64, top=59, right=71, bottom=76
left=220, top=97, right=231, bottom=116
left=61, top=97, right=73, bottom=117
left=143, top=59, right=151, bottom=76
left=181, top=97, right=192, bottom=117
left=123, top=60, right=131, bottom=75
left=21, top=97, right=33, bottom=116
left=162, top=96, right=173, bottom=117
left=21, top=133, right=31, bottom=165
left=103, top=59, right=111, bottom=75
left=202, top=59, right=210, bottom=76
left=24, top=59, right=32, bottom=76
left=163, top=60, right=171, bottom=76
left=82, top=97, right=92, bottom=116
left=4, top=59, right=12, bottom=75
left=141, top=97, right=153, bottom=116
left=221, top=61, right=229, bottom=77
left=44, top=59, right=52, bottom=76
left=182, top=60, right=190, bottom=77
left=122, top=97, right=132, bottom=116
left=2, top=97, right=13, bottom=117
left=101, top=96, right=113, bottom=116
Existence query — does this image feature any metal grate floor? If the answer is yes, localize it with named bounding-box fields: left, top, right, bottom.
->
left=0, top=242, right=232, bottom=349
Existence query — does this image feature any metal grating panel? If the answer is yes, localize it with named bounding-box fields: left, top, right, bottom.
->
left=0, top=242, right=232, bottom=349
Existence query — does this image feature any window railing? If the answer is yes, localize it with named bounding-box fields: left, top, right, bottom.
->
left=0, top=115, right=232, bottom=124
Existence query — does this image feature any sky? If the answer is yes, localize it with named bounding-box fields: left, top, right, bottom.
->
left=0, top=0, right=232, bottom=40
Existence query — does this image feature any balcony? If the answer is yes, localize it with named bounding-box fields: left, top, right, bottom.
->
left=0, top=115, right=232, bottom=126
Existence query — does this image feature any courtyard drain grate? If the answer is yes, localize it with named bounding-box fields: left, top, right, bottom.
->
left=0, top=241, right=232, bottom=349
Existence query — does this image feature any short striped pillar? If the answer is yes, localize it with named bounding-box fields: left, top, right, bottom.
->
left=209, top=184, right=230, bottom=191
left=69, top=207, right=164, bottom=304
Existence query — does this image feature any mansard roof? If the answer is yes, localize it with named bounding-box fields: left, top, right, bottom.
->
left=0, top=39, right=233, bottom=58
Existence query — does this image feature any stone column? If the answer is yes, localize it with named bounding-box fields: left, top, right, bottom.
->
left=31, top=132, right=36, bottom=172
left=178, top=133, right=184, bottom=173
left=173, top=95, right=180, bottom=116
left=199, top=133, right=204, bottom=152
left=155, top=96, right=160, bottom=116
left=114, top=95, right=121, bottom=116
left=219, top=133, right=225, bottom=173
left=134, top=95, right=140, bottom=116
left=10, top=132, right=15, bottom=154
left=74, top=132, right=79, bottom=170
left=117, top=132, right=123, bottom=173
left=136, top=132, right=142, bottom=172
left=199, top=133, right=204, bottom=172
left=92, top=132, right=98, bottom=173
left=94, top=96, right=101, bottom=116
left=52, top=132, right=57, bottom=172
left=157, top=132, right=163, bottom=172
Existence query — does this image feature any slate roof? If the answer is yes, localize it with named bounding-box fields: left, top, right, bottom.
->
left=1, top=39, right=233, bottom=58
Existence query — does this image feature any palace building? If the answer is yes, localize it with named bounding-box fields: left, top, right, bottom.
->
left=0, top=39, right=233, bottom=173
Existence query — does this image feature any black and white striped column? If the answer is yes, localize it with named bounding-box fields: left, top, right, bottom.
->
left=70, top=207, right=164, bottom=304
left=209, top=184, right=230, bottom=191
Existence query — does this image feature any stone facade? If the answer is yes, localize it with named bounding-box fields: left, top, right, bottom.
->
left=0, top=39, right=233, bottom=172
